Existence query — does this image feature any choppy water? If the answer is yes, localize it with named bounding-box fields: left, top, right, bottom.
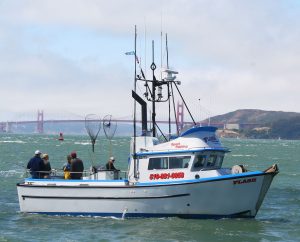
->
left=0, top=134, right=299, bottom=242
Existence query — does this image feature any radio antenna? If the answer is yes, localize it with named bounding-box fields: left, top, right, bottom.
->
left=166, top=33, right=169, bottom=69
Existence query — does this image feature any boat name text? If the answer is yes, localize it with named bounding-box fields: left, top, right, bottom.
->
left=233, top=178, right=256, bottom=185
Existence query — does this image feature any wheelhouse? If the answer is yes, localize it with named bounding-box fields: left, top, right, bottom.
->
left=135, top=149, right=227, bottom=182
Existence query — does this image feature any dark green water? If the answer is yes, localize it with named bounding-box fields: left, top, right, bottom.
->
left=0, top=134, right=299, bottom=241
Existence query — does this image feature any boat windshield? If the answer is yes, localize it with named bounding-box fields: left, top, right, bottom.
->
left=192, top=153, right=224, bottom=171
left=148, top=156, right=191, bottom=170
left=192, top=155, right=206, bottom=171
left=206, top=154, right=224, bottom=169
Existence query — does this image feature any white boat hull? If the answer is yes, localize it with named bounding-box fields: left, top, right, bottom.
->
left=17, top=171, right=277, bottom=218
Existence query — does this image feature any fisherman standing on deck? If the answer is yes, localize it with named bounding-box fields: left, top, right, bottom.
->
left=70, top=151, right=84, bottom=179
left=106, top=157, right=117, bottom=170
left=41, top=153, right=51, bottom=178
left=27, top=150, right=45, bottom=179
left=63, top=155, right=72, bottom=179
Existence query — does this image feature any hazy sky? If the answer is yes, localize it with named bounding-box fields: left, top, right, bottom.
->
left=1, top=0, right=300, bottom=122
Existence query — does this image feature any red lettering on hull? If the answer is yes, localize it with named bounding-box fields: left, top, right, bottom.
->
left=149, top=172, right=185, bottom=180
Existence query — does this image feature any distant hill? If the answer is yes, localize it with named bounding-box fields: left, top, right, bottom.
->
left=269, top=116, right=300, bottom=139
left=209, top=109, right=300, bottom=140
left=209, top=109, right=300, bottom=124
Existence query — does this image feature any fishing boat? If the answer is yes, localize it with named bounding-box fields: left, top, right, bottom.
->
left=17, top=28, right=278, bottom=218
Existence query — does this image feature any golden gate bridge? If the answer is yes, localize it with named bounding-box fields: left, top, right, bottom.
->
left=0, top=105, right=198, bottom=134
left=0, top=105, right=258, bottom=134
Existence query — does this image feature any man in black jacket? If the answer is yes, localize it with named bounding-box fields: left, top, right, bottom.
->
left=106, top=157, right=117, bottom=170
left=27, top=150, right=44, bottom=179
left=70, top=151, right=84, bottom=179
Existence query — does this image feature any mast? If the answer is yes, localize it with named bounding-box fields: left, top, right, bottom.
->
left=133, top=25, right=137, bottom=178
left=151, top=40, right=157, bottom=137
left=166, top=34, right=171, bottom=139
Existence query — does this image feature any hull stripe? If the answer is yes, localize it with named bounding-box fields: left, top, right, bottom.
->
left=22, top=193, right=190, bottom=200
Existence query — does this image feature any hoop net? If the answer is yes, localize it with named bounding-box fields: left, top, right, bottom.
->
left=85, top=114, right=101, bottom=152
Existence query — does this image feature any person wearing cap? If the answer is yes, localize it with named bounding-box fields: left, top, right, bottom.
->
left=70, top=151, right=84, bottom=179
left=27, top=150, right=45, bottom=179
left=41, top=153, right=52, bottom=178
left=106, top=157, right=117, bottom=170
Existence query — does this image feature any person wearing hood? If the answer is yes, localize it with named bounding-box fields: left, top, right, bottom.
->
left=70, top=151, right=84, bottom=179
left=41, top=153, right=51, bottom=178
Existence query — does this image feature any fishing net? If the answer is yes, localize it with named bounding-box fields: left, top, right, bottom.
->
left=85, top=114, right=101, bottom=152
left=103, top=115, right=117, bottom=139
left=103, top=115, right=117, bottom=157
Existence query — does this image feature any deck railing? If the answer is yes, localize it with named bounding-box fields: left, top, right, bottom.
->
left=25, top=169, right=128, bottom=180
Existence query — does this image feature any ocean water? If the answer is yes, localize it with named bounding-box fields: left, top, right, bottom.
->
left=0, top=134, right=299, bottom=242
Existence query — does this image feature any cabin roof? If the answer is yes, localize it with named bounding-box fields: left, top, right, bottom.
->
left=180, top=126, right=217, bottom=137
left=136, top=147, right=229, bottom=157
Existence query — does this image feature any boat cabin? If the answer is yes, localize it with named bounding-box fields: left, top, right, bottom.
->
left=127, top=126, right=230, bottom=183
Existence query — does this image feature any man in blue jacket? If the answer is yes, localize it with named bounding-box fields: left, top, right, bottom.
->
left=27, top=150, right=45, bottom=179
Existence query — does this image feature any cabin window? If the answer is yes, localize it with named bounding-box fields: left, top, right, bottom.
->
left=206, top=155, right=218, bottom=167
left=148, top=156, right=191, bottom=170
left=169, top=156, right=190, bottom=169
left=193, top=155, right=206, bottom=170
left=148, top=157, right=168, bottom=170
left=214, top=155, right=224, bottom=168
left=205, top=154, right=224, bottom=169
left=192, top=153, right=224, bottom=170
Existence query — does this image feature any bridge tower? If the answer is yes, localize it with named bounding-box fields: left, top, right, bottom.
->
left=6, top=121, right=12, bottom=133
left=37, top=110, right=44, bottom=134
left=176, top=102, right=184, bottom=132
left=0, top=122, right=5, bottom=132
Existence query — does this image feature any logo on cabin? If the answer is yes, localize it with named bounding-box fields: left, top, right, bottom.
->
left=203, top=135, right=219, bottom=144
left=233, top=178, right=256, bottom=185
left=170, top=142, right=188, bottom=149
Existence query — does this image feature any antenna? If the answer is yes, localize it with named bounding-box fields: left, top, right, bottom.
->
left=160, top=12, right=163, bottom=81
left=144, top=19, right=147, bottom=79
left=166, top=33, right=169, bottom=69
left=151, top=40, right=157, bottom=137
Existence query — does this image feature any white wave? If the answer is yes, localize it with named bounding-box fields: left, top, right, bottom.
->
left=0, top=170, right=25, bottom=177
left=74, top=142, right=90, bottom=145
left=231, top=154, right=257, bottom=157
left=0, top=140, right=26, bottom=144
